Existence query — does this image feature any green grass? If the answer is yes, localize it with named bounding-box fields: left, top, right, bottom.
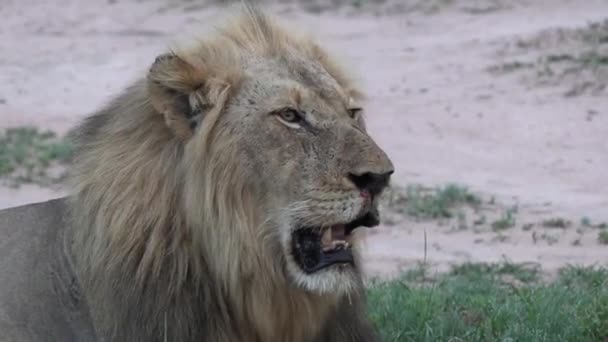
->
left=367, top=263, right=608, bottom=342
left=403, top=184, right=480, bottom=219
left=0, top=127, right=73, bottom=186
left=599, top=230, right=608, bottom=245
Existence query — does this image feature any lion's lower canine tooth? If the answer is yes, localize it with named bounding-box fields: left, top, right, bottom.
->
left=321, top=228, right=332, bottom=247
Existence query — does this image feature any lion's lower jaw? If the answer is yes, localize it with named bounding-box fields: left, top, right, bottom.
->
left=288, top=262, right=361, bottom=296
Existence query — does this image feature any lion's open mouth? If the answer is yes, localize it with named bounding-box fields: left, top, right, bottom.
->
left=291, top=209, right=380, bottom=273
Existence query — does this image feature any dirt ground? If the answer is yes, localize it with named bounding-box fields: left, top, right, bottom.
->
left=1, top=0, right=607, bottom=278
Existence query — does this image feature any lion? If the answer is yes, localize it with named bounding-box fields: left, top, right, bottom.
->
left=0, top=4, right=394, bottom=341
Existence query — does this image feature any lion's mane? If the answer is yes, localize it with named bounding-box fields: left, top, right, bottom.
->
left=66, top=5, right=371, bottom=342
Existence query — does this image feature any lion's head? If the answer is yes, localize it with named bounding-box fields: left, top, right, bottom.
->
left=70, top=5, right=393, bottom=311
left=164, top=10, right=394, bottom=295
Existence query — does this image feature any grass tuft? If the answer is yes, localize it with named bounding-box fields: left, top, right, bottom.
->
left=0, top=127, right=73, bottom=187
left=541, top=218, right=571, bottom=229
left=581, top=216, right=592, bottom=227
left=598, top=230, right=608, bottom=245
left=491, top=206, right=517, bottom=231
left=403, top=183, right=480, bottom=219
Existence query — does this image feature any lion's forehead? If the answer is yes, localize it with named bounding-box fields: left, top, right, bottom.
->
left=239, top=55, right=350, bottom=113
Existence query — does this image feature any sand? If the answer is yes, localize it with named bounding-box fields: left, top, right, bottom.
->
left=1, top=0, right=607, bottom=277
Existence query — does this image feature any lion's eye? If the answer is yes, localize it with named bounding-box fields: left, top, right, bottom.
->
left=348, top=108, right=362, bottom=119
left=278, top=108, right=302, bottom=123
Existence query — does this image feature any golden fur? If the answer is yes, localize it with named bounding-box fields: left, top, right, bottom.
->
left=64, top=4, right=391, bottom=341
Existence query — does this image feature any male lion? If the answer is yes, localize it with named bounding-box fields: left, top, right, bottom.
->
left=0, top=4, right=393, bottom=341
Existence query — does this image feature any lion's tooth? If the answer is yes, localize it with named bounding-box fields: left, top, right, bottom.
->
left=321, top=228, right=332, bottom=247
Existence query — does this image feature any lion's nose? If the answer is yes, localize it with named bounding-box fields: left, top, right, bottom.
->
left=348, top=170, right=393, bottom=196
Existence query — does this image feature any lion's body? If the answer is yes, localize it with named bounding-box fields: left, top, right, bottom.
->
left=0, top=198, right=96, bottom=341
left=0, top=4, right=391, bottom=341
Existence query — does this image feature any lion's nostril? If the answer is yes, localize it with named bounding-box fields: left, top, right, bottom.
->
left=347, top=171, right=392, bottom=196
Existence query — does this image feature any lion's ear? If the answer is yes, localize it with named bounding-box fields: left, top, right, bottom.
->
left=147, top=53, right=219, bottom=140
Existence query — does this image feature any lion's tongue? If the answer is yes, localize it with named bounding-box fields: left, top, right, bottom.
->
left=321, top=224, right=347, bottom=251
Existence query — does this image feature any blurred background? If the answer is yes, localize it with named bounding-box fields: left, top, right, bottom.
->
left=1, top=0, right=607, bottom=298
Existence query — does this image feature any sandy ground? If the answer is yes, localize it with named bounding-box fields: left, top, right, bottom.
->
left=1, top=0, right=607, bottom=278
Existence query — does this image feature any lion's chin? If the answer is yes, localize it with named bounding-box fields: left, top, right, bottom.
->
left=287, top=209, right=379, bottom=294
left=289, top=262, right=360, bottom=295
